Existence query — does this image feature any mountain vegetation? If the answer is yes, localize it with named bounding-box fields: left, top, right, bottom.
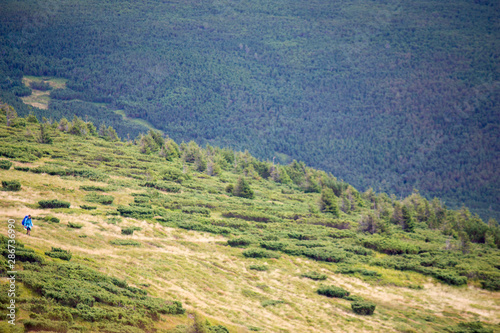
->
left=0, top=0, right=498, bottom=222
left=0, top=104, right=499, bottom=332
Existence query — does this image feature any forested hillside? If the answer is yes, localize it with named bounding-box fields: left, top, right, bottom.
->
left=1, top=104, right=499, bottom=332
left=0, top=0, right=498, bottom=220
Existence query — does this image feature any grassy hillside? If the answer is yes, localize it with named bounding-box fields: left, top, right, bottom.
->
left=0, top=105, right=499, bottom=332
left=0, top=0, right=498, bottom=221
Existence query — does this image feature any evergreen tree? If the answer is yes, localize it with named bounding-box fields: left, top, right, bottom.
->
left=234, top=177, right=254, bottom=199
left=107, top=126, right=119, bottom=141
left=38, top=122, right=53, bottom=144
left=58, top=117, right=70, bottom=132
left=402, top=205, right=415, bottom=232
left=320, top=188, right=339, bottom=217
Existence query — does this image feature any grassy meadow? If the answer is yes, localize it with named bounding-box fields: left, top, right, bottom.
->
left=0, top=106, right=499, bottom=332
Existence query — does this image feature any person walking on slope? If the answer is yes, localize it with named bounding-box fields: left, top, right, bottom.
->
left=22, top=215, right=33, bottom=236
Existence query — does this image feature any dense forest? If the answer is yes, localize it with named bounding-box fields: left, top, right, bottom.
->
left=0, top=0, right=498, bottom=220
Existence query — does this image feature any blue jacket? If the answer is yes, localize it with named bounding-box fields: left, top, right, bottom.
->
left=24, top=217, right=33, bottom=229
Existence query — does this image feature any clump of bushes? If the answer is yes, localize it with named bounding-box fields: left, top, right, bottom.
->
left=80, top=205, right=97, bottom=210
left=121, top=227, right=142, bottom=235
left=44, top=216, right=60, bottom=223
left=228, top=237, right=254, bottom=247
left=222, top=210, right=281, bottom=223
left=80, top=185, right=108, bottom=191
left=242, top=248, right=280, bottom=259
left=2, top=180, right=21, bottom=191
left=45, top=247, right=72, bottom=261
left=317, top=285, right=350, bottom=298
left=0, top=160, right=12, bottom=170
left=14, top=166, right=30, bottom=172
left=68, top=222, right=84, bottom=229
left=445, top=321, right=493, bottom=333
left=181, top=206, right=211, bottom=216
left=351, top=301, right=376, bottom=315
left=117, top=205, right=155, bottom=218
left=141, top=181, right=181, bottom=193
left=39, top=199, right=71, bottom=209
left=84, top=193, right=114, bottom=205
left=301, top=271, right=327, bottom=281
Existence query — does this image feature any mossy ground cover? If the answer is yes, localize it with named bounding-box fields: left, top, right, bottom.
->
left=0, top=113, right=499, bottom=332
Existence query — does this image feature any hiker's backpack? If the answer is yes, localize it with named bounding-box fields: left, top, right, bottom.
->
left=22, top=216, right=28, bottom=227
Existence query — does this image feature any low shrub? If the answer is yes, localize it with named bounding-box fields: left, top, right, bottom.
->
left=261, top=300, right=284, bottom=307
left=317, top=285, right=350, bottom=298
left=117, top=205, right=155, bottom=218
left=45, top=248, right=72, bottom=261
left=301, top=271, right=327, bottom=281
left=121, top=227, right=142, bottom=235
left=14, top=166, right=30, bottom=172
left=110, top=239, right=141, bottom=246
left=260, top=241, right=288, bottom=251
left=351, top=301, right=376, bottom=315
left=39, top=199, right=71, bottom=209
left=249, top=265, right=269, bottom=271
left=24, top=319, right=69, bottom=333
left=141, top=181, right=181, bottom=193
left=0, top=160, right=12, bottom=170
left=44, top=216, right=60, bottom=223
left=80, top=185, right=108, bottom=191
left=336, top=266, right=381, bottom=277
left=222, top=210, right=281, bottom=223
left=2, top=180, right=21, bottom=191
left=84, top=193, right=114, bottom=205
left=68, top=222, right=83, bottom=229
left=242, top=248, right=280, bottom=259
left=181, top=206, right=211, bottom=216
left=228, top=237, right=254, bottom=247
left=80, top=205, right=97, bottom=210
left=445, top=321, right=493, bottom=333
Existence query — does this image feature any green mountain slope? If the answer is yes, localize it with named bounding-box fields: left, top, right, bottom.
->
left=0, top=105, right=499, bottom=332
left=0, top=0, right=498, bottom=221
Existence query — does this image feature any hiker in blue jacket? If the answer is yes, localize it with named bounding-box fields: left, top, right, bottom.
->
left=22, top=215, right=33, bottom=236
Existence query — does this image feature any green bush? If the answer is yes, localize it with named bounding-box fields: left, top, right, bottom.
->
left=117, top=205, right=156, bottom=218
left=80, top=185, right=108, bottom=191
left=68, top=222, right=84, bottom=229
left=337, top=266, right=381, bottom=277
left=44, top=216, right=60, bottom=223
left=249, top=265, right=269, bottom=271
left=242, top=248, right=280, bottom=259
left=317, top=285, right=350, bottom=298
left=161, top=166, right=187, bottom=183
left=45, top=248, right=72, bottom=261
left=84, top=193, right=114, bottom=205
left=261, top=300, right=284, bottom=307
left=181, top=206, right=211, bottom=216
left=228, top=237, right=254, bottom=247
left=445, top=321, right=493, bottom=333
left=14, top=166, right=30, bottom=172
left=351, top=301, right=376, bottom=315
left=141, top=181, right=181, bottom=193
left=80, top=205, right=97, bottom=210
left=2, top=180, right=21, bottom=191
left=39, top=199, right=71, bottom=209
left=121, top=227, right=141, bottom=235
left=222, top=210, right=281, bottom=223
left=0, top=160, right=12, bottom=170
left=301, top=271, right=327, bottom=281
